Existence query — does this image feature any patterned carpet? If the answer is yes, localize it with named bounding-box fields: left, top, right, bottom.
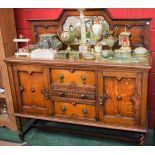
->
left=0, top=122, right=154, bottom=146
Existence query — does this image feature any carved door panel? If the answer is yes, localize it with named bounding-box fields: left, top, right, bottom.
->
left=99, top=71, right=142, bottom=126
left=13, top=65, right=51, bottom=115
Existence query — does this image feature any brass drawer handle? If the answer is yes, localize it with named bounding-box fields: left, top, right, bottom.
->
left=100, top=93, right=108, bottom=105
left=61, top=106, right=67, bottom=114
left=81, top=75, right=86, bottom=84
left=59, top=74, right=64, bottom=83
left=117, top=95, right=122, bottom=101
left=82, top=109, right=88, bottom=115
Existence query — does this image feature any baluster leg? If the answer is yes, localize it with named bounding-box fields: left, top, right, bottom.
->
left=139, top=133, right=145, bottom=146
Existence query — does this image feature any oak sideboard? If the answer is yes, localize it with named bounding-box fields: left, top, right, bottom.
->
left=5, top=55, right=151, bottom=145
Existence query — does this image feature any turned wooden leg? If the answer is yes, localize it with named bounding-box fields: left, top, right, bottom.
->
left=16, top=117, right=25, bottom=142
left=139, top=133, right=145, bottom=146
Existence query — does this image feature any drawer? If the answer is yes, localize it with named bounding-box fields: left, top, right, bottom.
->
left=51, top=84, right=96, bottom=101
left=54, top=101, right=96, bottom=120
left=51, top=69, right=95, bottom=86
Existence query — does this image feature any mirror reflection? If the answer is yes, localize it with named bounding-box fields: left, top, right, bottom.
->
left=63, top=16, right=109, bottom=45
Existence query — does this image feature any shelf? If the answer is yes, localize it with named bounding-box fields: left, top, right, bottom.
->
left=0, top=93, right=6, bottom=99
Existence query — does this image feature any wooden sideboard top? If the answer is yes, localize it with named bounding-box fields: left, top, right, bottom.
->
left=5, top=55, right=151, bottom=70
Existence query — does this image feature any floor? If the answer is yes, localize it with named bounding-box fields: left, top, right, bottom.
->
left=0, top=140, right=29, bottom=146
left=0, top=122, right=154, bottom=146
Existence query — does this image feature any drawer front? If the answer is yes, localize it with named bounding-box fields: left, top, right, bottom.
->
left=51, top=69, right=95, bottom=86
left=51, top=84, right=96, bottom=101
left=54, top=101, right=96, bottom=120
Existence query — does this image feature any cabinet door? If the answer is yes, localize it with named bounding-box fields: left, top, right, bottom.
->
left=99, top=71, right=142, bottom=126
left=13, top=65, right=51, bottom=115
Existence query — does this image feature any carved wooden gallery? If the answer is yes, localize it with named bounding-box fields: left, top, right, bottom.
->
left=0, top=8, right=152, bottom=145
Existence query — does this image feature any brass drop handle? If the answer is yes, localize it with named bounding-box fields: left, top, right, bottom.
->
left=41, top=88, right=49, bottom=100
left=31, top=88, right=35, bottom=93
left=61, top=106, right=66, bottom=114
left=81, top=94, right=86, bottom=99
left=81, top=75, right=86, bottom=84
left=117, top=95, right=122, bottom=101
left=59, top=74, right=64, bottom=83
left=82, top=109, right=88, bottom=115
left=100, top=93, right=108, bottom=105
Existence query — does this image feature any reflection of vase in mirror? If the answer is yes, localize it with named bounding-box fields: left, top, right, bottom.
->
left=63, top=16, right=109, bottom=45
left=72, top=28, right=81, bottom=43
left=92, top=17, right=103, bottom=42
left=59, top=31, right=74, bottom=44
left=73, top=28, right=81, bottom=39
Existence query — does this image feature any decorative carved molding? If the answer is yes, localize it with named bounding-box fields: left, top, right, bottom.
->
left=69, top=69, right=76, bottom=73
left=28, top=71, right=33, bottom=75
left=116, top=77, right=123, bottom=81
left=52, top=83, right=96, bottom=100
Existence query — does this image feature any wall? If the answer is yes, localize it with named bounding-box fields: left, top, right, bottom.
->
left=14, top=8, right=155, bottom=128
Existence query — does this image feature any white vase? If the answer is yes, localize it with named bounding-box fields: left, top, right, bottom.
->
left=92, top=23, right=103, bottom=41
